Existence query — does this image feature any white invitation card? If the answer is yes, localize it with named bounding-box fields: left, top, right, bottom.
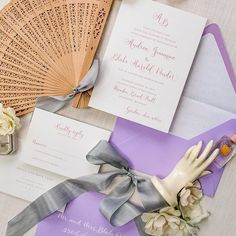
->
left=90, top=0, right=207, bottom=132
left=22, top=109, right=111, bottom=178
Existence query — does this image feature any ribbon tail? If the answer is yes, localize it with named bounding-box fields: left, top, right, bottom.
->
left=7, top=140, right=168, bottom=236
left=36, top=96, right=69, bottom=112
left=76, top=59, right=100, bottom=92
left=86, top=140, right=130, bottom=169
left=6, top=172, right=119, bottom=236
left=108, top=200, right=144, bottom=227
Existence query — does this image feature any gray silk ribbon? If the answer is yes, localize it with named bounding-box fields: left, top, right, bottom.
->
left=36, top=59, right=99, bottom=112
left=7, top=141, right=167, bottom=236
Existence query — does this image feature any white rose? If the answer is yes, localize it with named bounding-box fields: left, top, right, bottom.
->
left=141, top=207, right=182, bottom=236
left=179, top=181, right=209, bottom=224
left=179, top=181, right=203, bottom=208
left=0, top=104, right=21, bottom=136
left=141, top=207, right=198, bottom=236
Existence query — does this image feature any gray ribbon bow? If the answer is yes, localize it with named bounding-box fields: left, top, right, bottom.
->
left=7, top=141, right=167, bottom=236
left=37, top=59, right=99, bottom=112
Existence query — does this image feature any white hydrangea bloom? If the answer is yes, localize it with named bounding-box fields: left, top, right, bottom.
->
left=179, top=181, right=209, bottom=224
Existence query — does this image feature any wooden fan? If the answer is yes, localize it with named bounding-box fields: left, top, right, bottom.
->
left=0, top=0, right=114, bottom=115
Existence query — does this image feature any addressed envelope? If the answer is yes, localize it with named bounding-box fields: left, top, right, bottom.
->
left=110, top=24, right=236, bottom=197
left=36, top=192, right=140, bottom=236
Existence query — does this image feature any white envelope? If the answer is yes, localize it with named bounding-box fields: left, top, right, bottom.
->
left=170, top=24, right=236, bottom=139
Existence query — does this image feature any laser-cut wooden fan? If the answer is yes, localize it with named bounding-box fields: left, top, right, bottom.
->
left=0, top=0, right=113, bottom=115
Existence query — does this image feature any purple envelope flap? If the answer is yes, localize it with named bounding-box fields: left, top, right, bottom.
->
left=110, top=118, right=236, bottom=197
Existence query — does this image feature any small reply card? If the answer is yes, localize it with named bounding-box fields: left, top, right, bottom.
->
left=22, top=108, right=111, bottom=178
left=90, top=0, right=207, bottom=132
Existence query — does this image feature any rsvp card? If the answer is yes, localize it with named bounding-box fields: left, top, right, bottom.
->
left=22, top=108, right=111, bottom=178
left=90, top=0, right=207, bottom=132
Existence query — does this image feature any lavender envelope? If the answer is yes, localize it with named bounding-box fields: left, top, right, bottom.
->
left=110, top=118, right=236, bottom=197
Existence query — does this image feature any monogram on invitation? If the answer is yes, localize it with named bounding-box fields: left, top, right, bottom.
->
left=22, top=108, right=111, bottom=178
left=90, top=0, right=207, bottom=132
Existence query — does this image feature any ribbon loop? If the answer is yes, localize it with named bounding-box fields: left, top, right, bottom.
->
left=87, top=140, right=130, bottom=170
left=100, top=178, right=136, bottom=223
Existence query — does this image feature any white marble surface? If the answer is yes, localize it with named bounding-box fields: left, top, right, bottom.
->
left=1, top=0, right=236, bottom=235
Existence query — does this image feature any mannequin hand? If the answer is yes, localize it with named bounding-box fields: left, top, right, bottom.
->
left=151, top=140, right=219, bottom=206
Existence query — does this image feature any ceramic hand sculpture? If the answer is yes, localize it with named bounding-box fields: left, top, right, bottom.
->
left=151, top=140, right=219, bottom=207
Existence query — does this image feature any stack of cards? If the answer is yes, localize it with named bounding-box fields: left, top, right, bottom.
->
left=0, top=0, right=113, bottom=116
